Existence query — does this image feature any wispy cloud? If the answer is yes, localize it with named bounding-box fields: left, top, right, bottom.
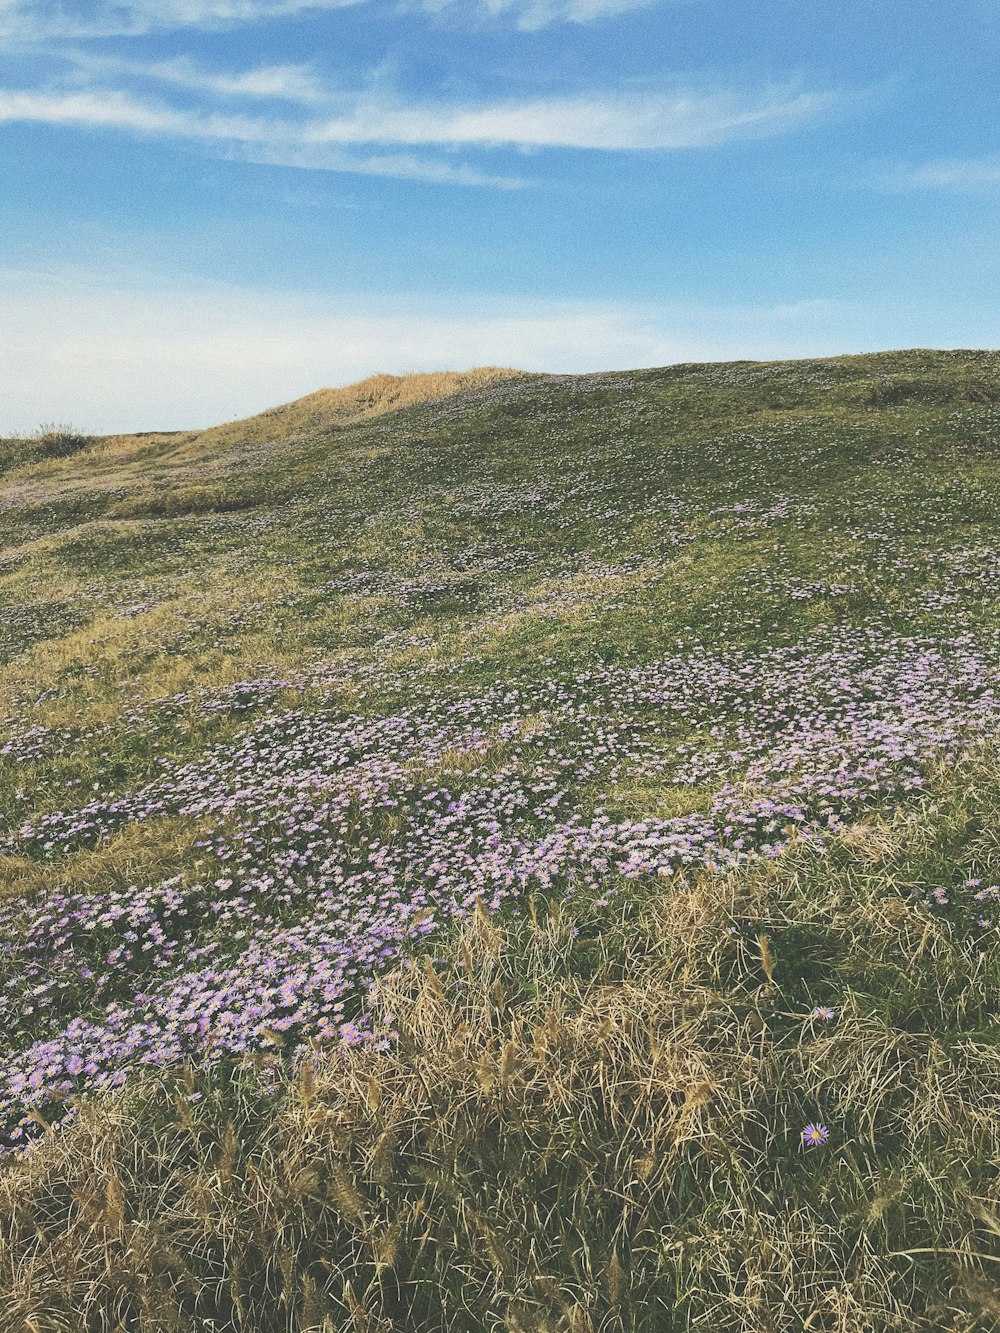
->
left=225, top=140, right=529, bottom=186
left=0, top=79, right=843, bottom=155
left=879, top=156, right=1000, bottom=191
left=0, top=0, right=667, bottom=38
left=65, top=53, right=332, bottom=105
left=0, top=0, right=364, bottom=41
left=0, top=85, right=530, bottom=184
left=415, top=0, right=663, bottom=31
left=0, top=87, right=270, bottom=138
left=303, top=85, right=841, bottom=150
left=53, top=47, right=838, bottom=154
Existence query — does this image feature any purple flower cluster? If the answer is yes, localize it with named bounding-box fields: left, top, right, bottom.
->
left=918, top=878, right=1000, bottom=931
left=0, top=629, right=996, bottom=1151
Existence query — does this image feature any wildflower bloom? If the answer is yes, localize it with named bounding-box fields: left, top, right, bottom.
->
left=0, top=626, right=997, bottom=1152
left=810, top=1006, right=836, bottom=1021
left=801, top=1123, right=829, bottom=1148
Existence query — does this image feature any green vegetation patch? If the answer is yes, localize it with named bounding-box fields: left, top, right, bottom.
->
left=0, top=350, right=998, bottom=1329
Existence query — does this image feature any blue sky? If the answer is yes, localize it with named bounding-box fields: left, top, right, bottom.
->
left=1, top=0, right=998, bottom=432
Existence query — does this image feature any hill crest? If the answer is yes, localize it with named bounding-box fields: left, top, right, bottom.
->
left=98, top=366, right=524, bottom=459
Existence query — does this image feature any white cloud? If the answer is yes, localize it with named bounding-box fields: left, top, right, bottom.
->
left=305, top=85, right=839, bottom=149
left=0, top=80, right=841, bottom=157
left=0, top=0, right=364, bottom=40
left=880, top=156, right=1000, bottom=191
left=0, top=85, right=531, bottom=184
left=224, top=140, right=529, bottom=185
left=0, top=266, right=865, bottom=435
left=0, top=86, right=274, bottom=137
left=416, top=0, right=662, bottom=29
left=0, top=0, right=666, bottom=37
left=66, top=53, right=332, bottom=104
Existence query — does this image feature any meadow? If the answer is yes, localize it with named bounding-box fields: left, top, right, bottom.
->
left=0, top=350, right=998, bottom=1331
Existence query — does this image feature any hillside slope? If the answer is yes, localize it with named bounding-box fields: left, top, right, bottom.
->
left=0, top=349, right=998, bottom=1331
left=0, top=366, right=525, bottom=517
left=96, top=365, right=526, bottom=456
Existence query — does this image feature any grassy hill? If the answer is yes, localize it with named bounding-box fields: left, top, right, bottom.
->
left=0, top=350, right=998, bottom=1331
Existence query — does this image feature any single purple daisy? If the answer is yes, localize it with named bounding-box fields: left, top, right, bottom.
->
left=810, top=1006, right=836, bottom=1021
left=801, top=1123, right=829, bottom=1148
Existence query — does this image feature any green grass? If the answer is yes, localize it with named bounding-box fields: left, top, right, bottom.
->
left=0, top=350, right=999, bottom=1330
left=3, top=751, right=1000, bottom=1331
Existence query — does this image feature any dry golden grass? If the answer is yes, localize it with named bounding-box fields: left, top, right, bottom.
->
left=3, top=351, right=1000, bottom=1331
left=0, top=816, right=207, bottom=904
left=2, top=757, right=998, bottom=1333
left=96, top=368, right=524, bottom=462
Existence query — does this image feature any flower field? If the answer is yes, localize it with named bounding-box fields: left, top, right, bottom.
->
left=0, top=351, right=999, bottom=1330
left=1, top=629, right=998, bottom=1147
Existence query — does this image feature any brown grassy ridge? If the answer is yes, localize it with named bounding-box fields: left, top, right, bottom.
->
left=94, top=367, right=526, bottom=462
left=2, top=749, right=999, bottom=1333
left=0, top=367, right=525, bottom=525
